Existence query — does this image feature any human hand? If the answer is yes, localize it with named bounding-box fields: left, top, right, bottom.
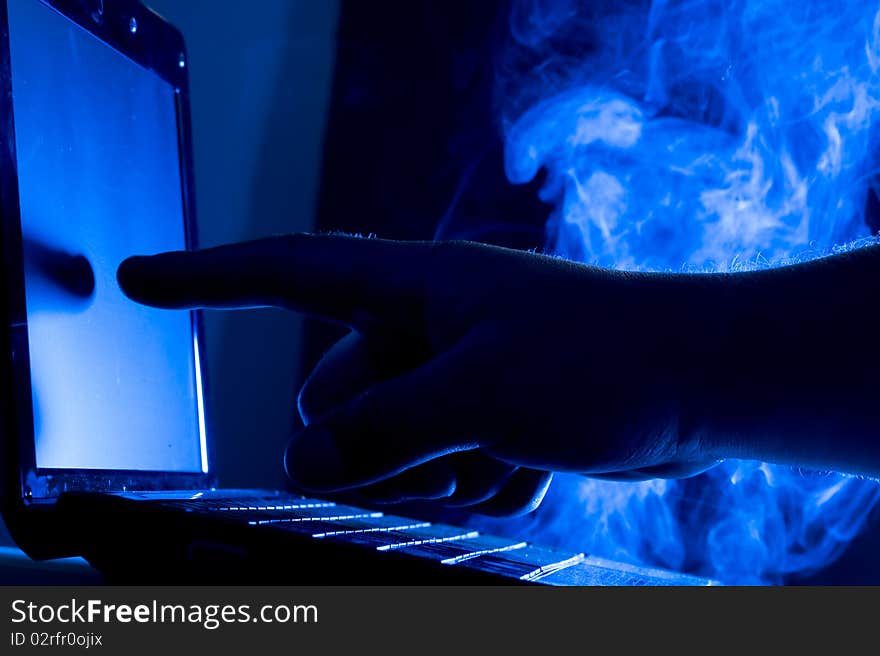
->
left=117, top=234, right=720, bottom=515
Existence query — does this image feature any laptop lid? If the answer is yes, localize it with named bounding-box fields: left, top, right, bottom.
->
left=0, top=0, right=214, bottom=506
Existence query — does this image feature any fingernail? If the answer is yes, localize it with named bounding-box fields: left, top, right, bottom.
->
left=284, top=427, right=343, bottom=491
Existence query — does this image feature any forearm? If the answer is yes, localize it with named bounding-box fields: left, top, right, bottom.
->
left=654, top=245, right=880, bottom=477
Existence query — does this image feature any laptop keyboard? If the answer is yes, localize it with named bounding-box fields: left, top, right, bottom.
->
left=156, top=494, right=718, bottom=586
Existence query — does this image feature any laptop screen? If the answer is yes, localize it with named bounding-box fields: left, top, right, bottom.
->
left=6, top=0, right=207, bottom=473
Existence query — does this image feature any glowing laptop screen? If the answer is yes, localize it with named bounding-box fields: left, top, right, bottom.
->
left=7, top=0, right=206, bottom=473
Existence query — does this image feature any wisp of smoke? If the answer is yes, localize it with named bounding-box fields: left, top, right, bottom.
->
left=477, top=0, right=880, bottom=584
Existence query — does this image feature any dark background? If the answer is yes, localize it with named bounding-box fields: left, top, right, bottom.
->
left=287, top=0, right=880, bottom=585
left=3, top=0, right=880, bottom=585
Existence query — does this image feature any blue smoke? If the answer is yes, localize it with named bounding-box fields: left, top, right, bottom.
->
left=479, top=0, right=880, bottom=583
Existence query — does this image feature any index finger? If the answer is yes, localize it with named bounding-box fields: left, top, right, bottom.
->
left=117, top=233, right=433, bottom=325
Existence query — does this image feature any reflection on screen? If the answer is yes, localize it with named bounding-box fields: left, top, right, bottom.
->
left=7, top=0, right=206, bottom=472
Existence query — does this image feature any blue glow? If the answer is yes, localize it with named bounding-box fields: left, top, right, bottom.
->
left=8, top=0, right=203, bottom=472
left=519, top=552, right=585, bottom=581
left=193, top=334, right=209, bottom=473
left=440, top=541, right=528, bottom=565
left=249, top=512, right=384, bottom=526
left=375, top=531, right=481, bottom=552
left=312, top=522, right=432, bottom=539
left=489, top=0, right=880, bottom=583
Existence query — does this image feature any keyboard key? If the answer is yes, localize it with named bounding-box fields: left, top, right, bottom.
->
left=321, top=520, right=480, bottom=551
left=536, top=556, right=718, bottom=586
left=393, top=533, right=528, bottom=564
left=454, top=544, right=584, bottom=581
left=309, top=516, right=432, bottom=538
left=171, top=501, right=374, bottom=524
left=247, top=506, right=382, bottom=525
left=160, top=496, right=336, bottom=514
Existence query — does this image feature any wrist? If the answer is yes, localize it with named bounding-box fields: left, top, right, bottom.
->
left=668, top=259, right=880, bottom=475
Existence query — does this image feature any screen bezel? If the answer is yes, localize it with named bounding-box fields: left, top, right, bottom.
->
left=0, top=0, right=215, bottom=504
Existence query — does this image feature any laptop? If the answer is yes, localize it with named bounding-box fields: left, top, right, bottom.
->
left=0, top=0, right=714, bottom=586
